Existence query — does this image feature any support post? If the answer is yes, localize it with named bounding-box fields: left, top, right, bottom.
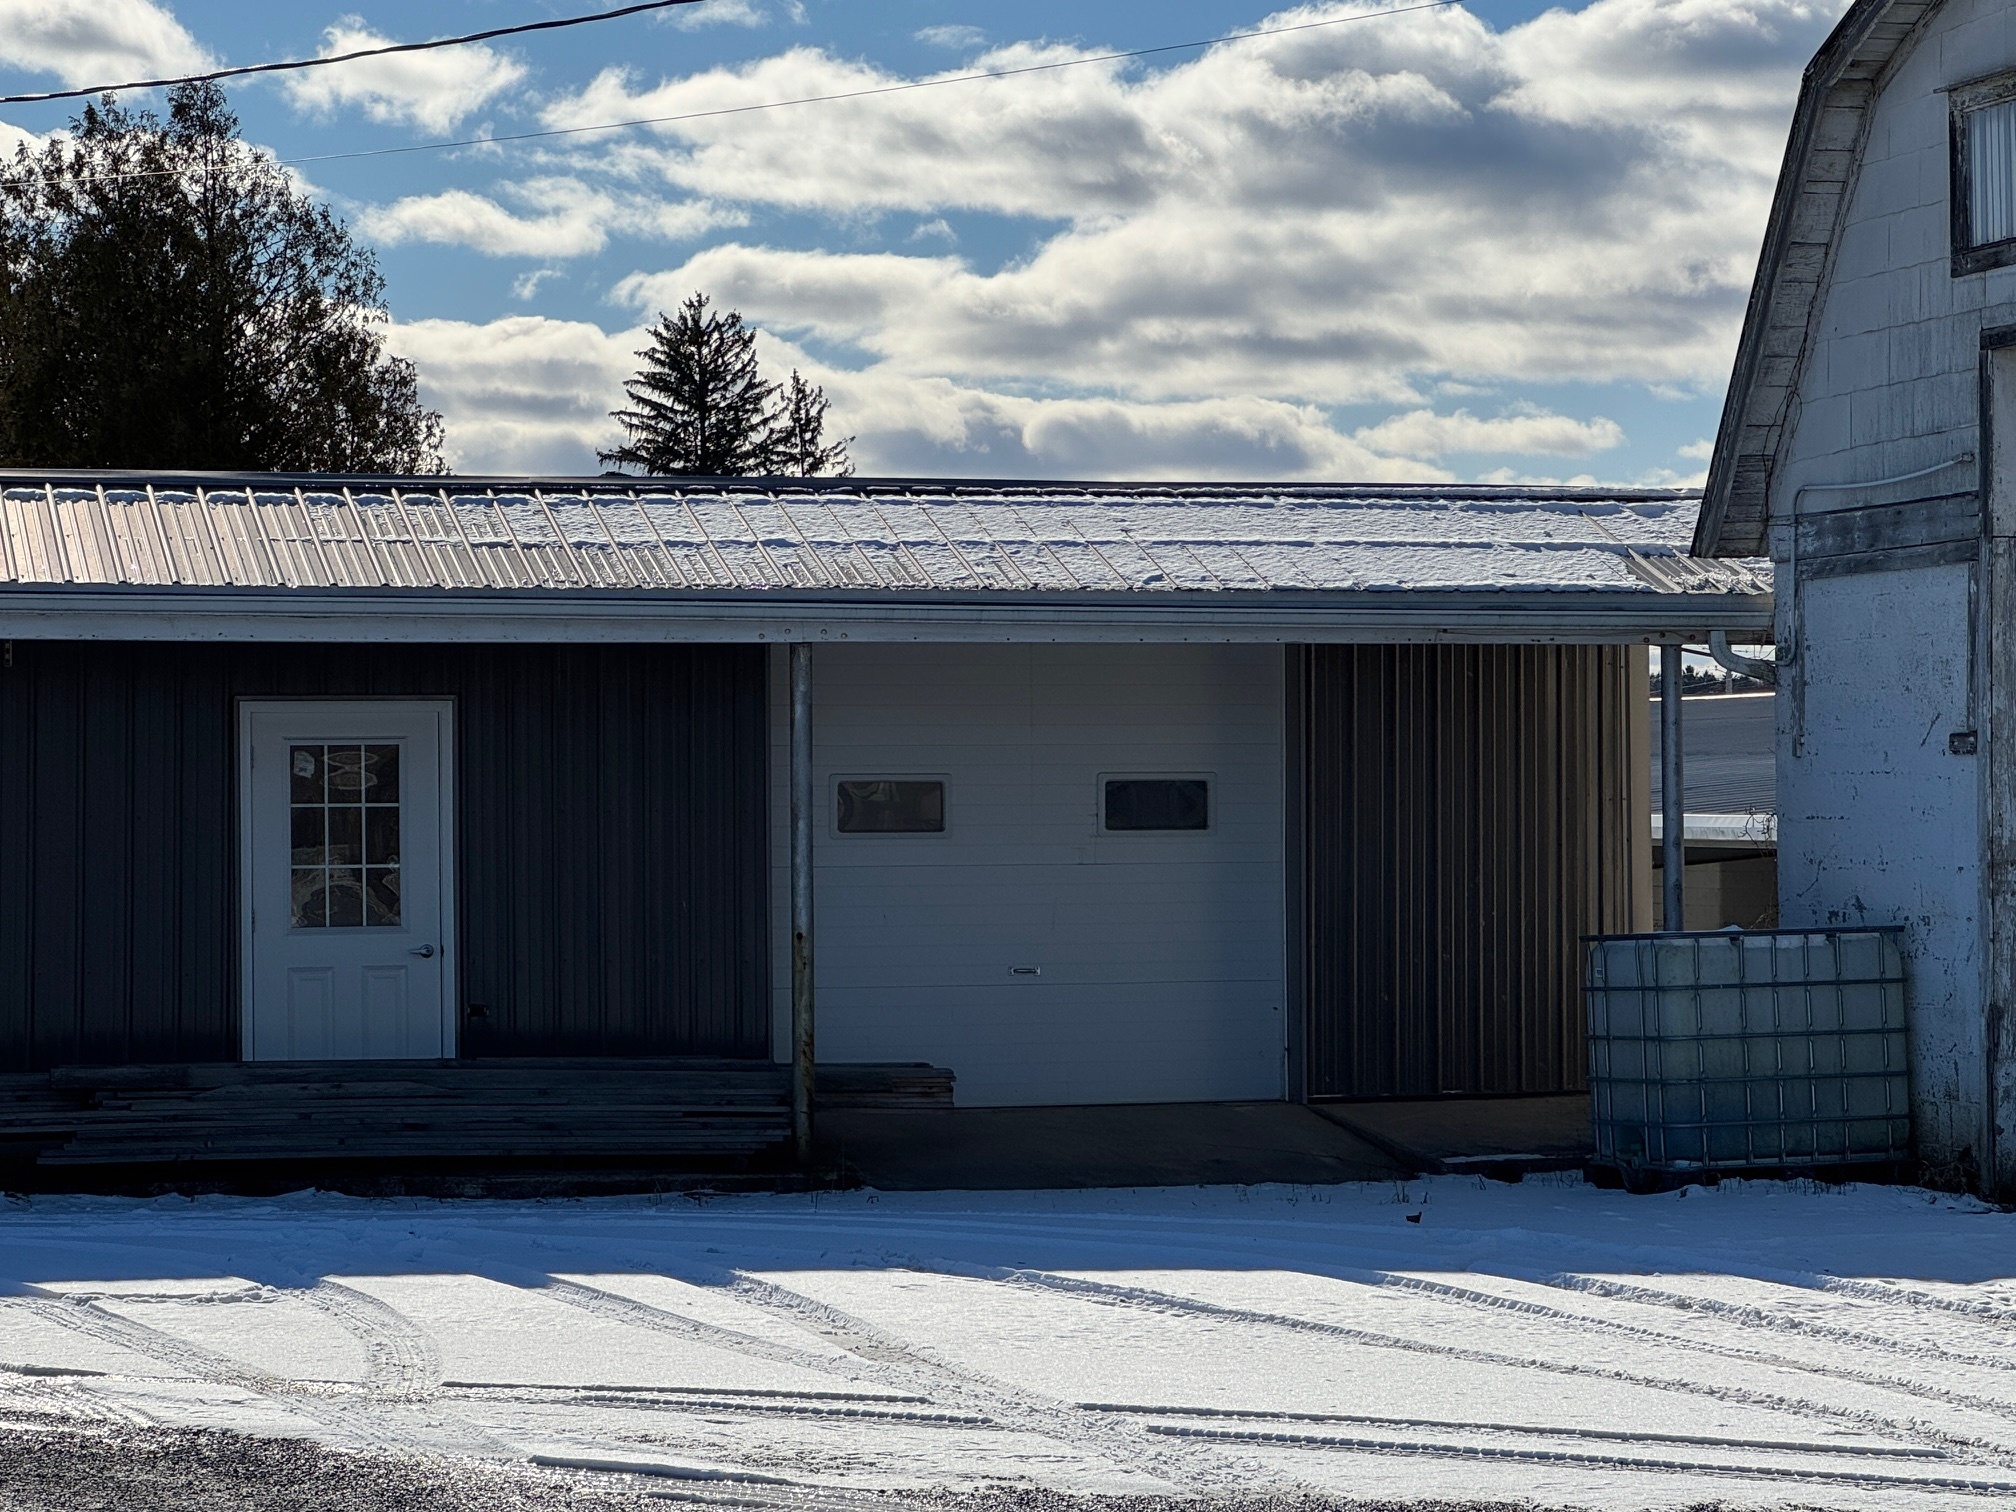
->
left=1660, top=642, right=1686, bottom=932
left=789, top=642, right=815, bottom=1165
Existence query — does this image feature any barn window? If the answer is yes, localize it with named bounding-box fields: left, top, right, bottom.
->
left=1103, top=778, right=1210, bottom=831
left=836, top=779, right=945, bottom=833
left=1955, top=78, right=2016, bottom=273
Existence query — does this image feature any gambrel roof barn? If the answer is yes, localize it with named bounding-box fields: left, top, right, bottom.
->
left=1696, top=0, right=2016, bottom=1193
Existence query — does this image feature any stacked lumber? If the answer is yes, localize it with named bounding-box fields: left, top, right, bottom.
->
left=817, top=1063, right=956, bottom=1110
left=0, top=1059, right=953, bottom=1168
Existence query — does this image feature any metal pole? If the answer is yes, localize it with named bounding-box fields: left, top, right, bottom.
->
left=789, top=642, right=815, bottom=1164
left=1660, top=641, right=1686, bottom=932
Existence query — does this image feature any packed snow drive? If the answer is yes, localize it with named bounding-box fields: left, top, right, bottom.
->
left=0, top=1175, right=2013, bottom=1510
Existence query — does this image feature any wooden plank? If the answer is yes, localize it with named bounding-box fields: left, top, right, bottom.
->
left=1796, top=493, right=1983, bottom=561
left=0, top=1058, right=948, bottom=1168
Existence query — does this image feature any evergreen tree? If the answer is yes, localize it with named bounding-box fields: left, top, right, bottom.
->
left=769, top=369, right=854, bottom=478
left=602, top=293, right=853, bottom=477
left=0, top=82, right=442, bottom=472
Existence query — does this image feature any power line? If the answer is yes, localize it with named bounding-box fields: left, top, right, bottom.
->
left=0, top=0, right=713, bottom=107
left=280, top=1, right=1467, bottom=172
left=1, top=1, right=1465, bottom=189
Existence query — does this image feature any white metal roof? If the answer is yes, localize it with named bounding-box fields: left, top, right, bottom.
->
left=0, top=473, right=1773, bottom=645
left=0, top=474, right=1765, bottom=593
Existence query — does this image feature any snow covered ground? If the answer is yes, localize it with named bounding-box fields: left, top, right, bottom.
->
left=1, top=1174, right=2014, bottom=1510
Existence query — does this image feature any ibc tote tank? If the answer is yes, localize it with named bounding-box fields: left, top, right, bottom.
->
left=1585, top=929, right=1909, bottom=1179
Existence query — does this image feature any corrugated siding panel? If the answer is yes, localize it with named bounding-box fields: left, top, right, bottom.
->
left=1303, top=644, right=1640, bottom=1097
left=0, top=642, right=769, bottom=1071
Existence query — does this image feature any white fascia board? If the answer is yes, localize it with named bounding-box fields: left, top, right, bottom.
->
left=0, top=587, right=1775, bottom=646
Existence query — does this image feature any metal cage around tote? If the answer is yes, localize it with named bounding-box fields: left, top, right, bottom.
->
left=1585, top=929, right=1910, bottom=1173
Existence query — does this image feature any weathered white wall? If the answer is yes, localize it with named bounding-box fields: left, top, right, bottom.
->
left=1784, top=0, right=2016, bottom=501
left=1779, top=565, right=1982, bottom=1168
left=768, top=643, right=1287, bottom=1106
left=1777, top=0, right=2016, bottom=1178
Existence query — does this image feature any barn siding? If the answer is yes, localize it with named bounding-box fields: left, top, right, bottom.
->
left=0, top=641, right=769, bottom=1070
left=1764, top=0, right=2013, bottom=1182
left=1303, top=644, right=1645, bottom=1098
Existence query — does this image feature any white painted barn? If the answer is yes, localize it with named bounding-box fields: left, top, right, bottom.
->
left=1694, top=0, right=2016, bottom=1190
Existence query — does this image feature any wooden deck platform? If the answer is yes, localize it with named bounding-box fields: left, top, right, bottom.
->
left=0, top=1059, right=952, bottom=1171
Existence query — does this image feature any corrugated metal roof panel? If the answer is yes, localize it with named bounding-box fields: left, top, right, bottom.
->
left=0, top=475, right=1771, bottom=598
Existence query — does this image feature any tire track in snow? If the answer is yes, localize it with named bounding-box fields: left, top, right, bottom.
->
left=724, top=1267, right=1316, bottom=1496
left=1001, top=1254, right=2016, bottom=1452
left=1530, top=1271, right=2016, bottom=1375
left=545, top=1270, right=1294, bottom=1495
left=304, top=1281, right=443, bottom=1404
left=4, top=1290, right=496, bottom=1458
left=1143, top=1421, right=2016, bottom=1497
left=1813, top=1275, right=2016, bottom=1328
left=540, top=1277, right=868, bottom=1378
left=905, top=1261, right=2005, bottom=1462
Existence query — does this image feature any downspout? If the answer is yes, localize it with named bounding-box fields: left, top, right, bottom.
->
left=1707, top=632, right=1776, bottom=686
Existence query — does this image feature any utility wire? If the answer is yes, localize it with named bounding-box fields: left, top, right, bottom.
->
left=0, top=0, right=713, bottom=107
left=0, top=1, right=1464, bottom=189
left=284, top=1, right=1467, bottom=170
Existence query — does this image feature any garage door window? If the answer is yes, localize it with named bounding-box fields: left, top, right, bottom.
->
left=1103, top=778, right=1209, bottom=831
left=837, top=779, right=946, bottom=833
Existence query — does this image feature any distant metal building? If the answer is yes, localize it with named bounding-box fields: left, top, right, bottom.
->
left=0, top=473, right=1770, bottom=1162
left=1648, top=690, right=1778, bottom=931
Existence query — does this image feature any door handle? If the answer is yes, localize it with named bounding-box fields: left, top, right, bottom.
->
left=408, top=944, right=436, bottom=958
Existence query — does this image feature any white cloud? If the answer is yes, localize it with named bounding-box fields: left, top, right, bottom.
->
left=560, top=0, right=1841, bottom=410
left=0, top=119, right=50, bottom=155
left=822, top=374, right=1449, bottom=480
left=385, top=315, right=640, bottom=474
left=1352, top=407, right=1625, bottom=459
left=379, top=0, right=1843, bottom=482
left=915, top=24, right=987, bottom=49
left=1475, top=467, right=1603, bottom=486
left=360, top=179, right=744, bottom=258
left=0, top=0, right=208, bottom=87
left=383, top=315, right=1452, bottom=480
left=666, top=0, right=771, bottom=29
left=1676, top=436, right=1716, bottom=460
left=284, top=20, right=526, bottom=134
left=511, top=268, right=562, bottom=301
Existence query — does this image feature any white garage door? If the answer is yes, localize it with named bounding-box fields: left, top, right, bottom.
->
left=772, top=644, right=1286, bottom=1107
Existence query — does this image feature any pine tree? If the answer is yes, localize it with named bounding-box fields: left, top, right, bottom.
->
left=601, top=294, right=853, bottom=477
left=601, top=294, right=778, bottom=476
left=768, top=370, right=853, bottom=477
left=0, top=81, right=442, bottom=471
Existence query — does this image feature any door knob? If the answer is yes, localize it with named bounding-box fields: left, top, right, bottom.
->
left=408, top=944, right=436, bottom=958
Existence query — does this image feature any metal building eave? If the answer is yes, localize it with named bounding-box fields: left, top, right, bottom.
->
left=0, top=583, right=1774, bottom=646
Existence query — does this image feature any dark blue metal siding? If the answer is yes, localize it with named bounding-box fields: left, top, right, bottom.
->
left=0, top=641, right=770, bottom=1070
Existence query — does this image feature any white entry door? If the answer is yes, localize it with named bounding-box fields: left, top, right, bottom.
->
left=241, top=700, right=454, bottom=1060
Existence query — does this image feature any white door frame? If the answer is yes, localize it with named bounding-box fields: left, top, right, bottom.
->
left=237, top=697, right=458, bottom=1060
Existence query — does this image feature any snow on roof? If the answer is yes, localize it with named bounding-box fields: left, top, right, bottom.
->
left=0, top=474, right=1769, bottom=599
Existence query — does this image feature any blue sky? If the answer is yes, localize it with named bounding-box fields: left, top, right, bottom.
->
left=0, top=0, right=1847, bottom=479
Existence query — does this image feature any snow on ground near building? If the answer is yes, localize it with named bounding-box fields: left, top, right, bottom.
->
left=1, top=1175, right=2014, bottom=1510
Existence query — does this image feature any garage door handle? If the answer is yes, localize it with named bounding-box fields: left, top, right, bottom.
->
left=408, top=944, right=436, bottom=958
